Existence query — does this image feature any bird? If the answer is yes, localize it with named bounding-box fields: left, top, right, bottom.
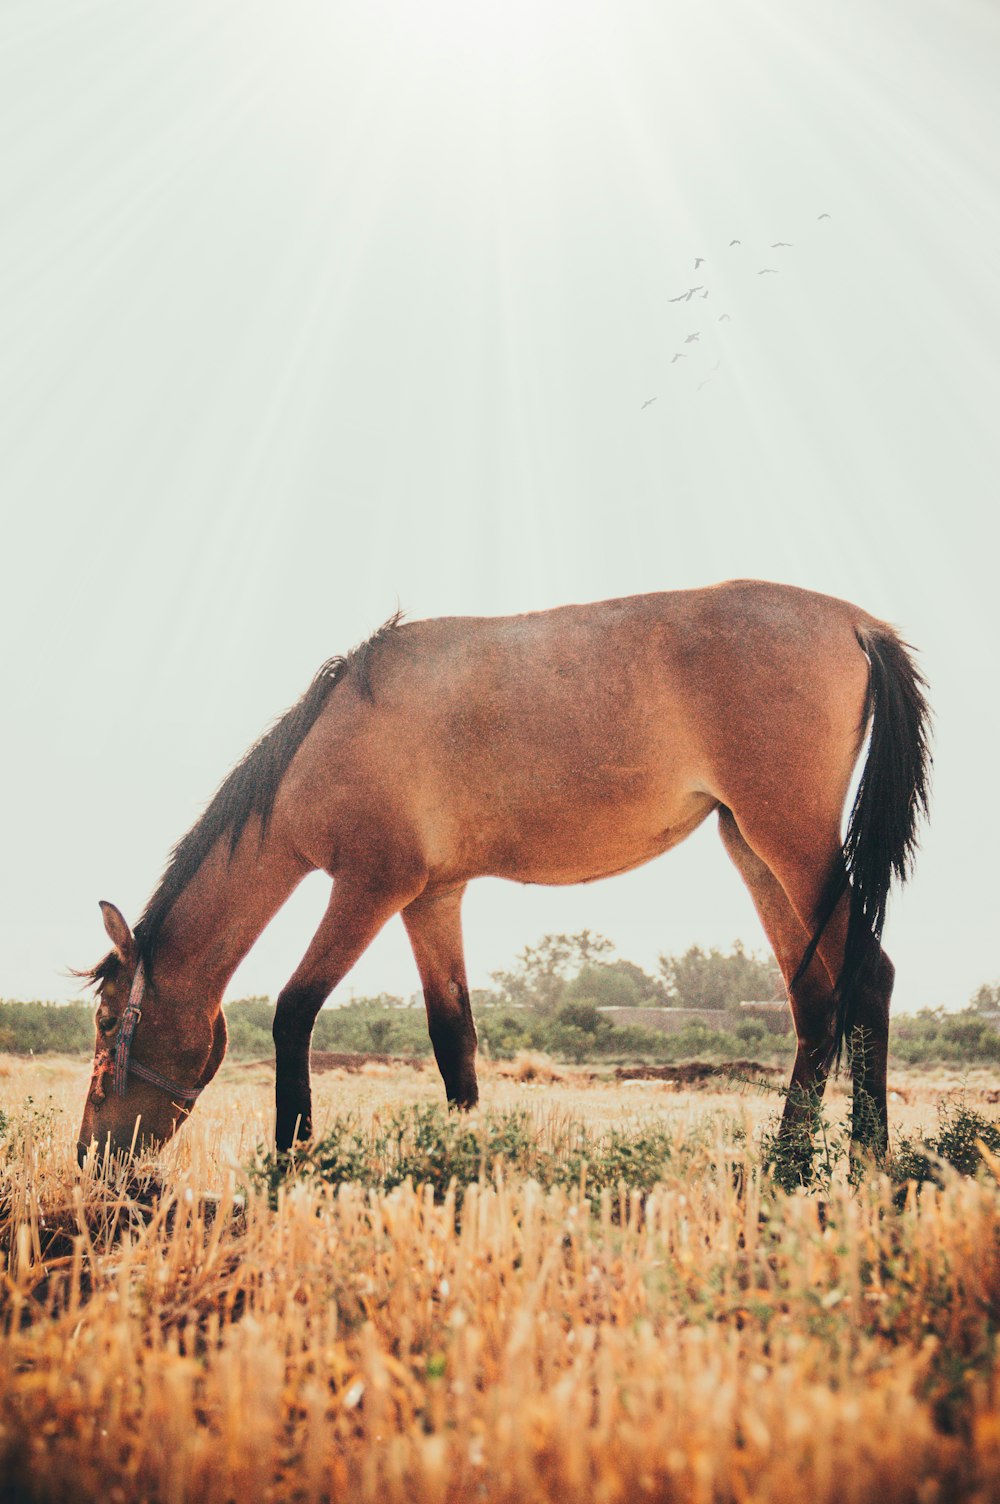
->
left=671, top=353, right=686, bottom=363
left=694, top=257, right=705, bottom=268
left=669, top=286, right=704, bottom=302
left=684, top=333, right=700, bottom=343
left=771, top=241, right=793, bottom=248
left=757, top=268, right=778, bottom=274
left=818, top=212, right=831, bottom=219
left=729, top=238, right=741, bottom=246
left=700, top=290, right=709, bottom=298
left=640, top=397, right=657, bottom=410
left=718, top=313, right=731, bottom=321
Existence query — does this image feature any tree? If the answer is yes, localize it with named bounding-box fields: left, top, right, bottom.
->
left=556, top=1001, right=606, bottom=1034
left=563, top=958, right=666, bottom=1009
left=970, top=982, right=1000, bottom=1013
left=365, top=1017, right=396, bottom=1053
left=658, top=941, right=783, bottom=1010
left=491, top=931, right=614, bottom=1013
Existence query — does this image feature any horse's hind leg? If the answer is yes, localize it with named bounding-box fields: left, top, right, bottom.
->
left=402, top=887, right=479, bottom=1109
left=743, top=841, right=893, bottom=1159
left=720, top=808, right=893, bottom=1159
left=844, top=947, right=894, bottom=1159
left=785, top=910, right=894, bottom=1161
left=717, top=809, right=837, bottom=1142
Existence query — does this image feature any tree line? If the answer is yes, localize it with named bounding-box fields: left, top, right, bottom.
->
left=489, top=930, right=782, bottom=1012
left=1, top=934, right=997, bottom=1064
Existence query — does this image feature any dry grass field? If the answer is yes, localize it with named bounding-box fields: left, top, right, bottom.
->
left=2, top=1052, right=999, bottom=1503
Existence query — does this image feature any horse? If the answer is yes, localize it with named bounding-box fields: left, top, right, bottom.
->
left=77, top=579, right=930, bottom=1163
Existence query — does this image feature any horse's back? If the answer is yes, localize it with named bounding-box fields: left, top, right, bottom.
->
left=283, top=581, right=876, bottom=883
left=377, top=580, right=873, bottom=765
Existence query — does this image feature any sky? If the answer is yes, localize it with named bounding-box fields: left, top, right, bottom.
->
left=2, top=0, right=998, bottom=1012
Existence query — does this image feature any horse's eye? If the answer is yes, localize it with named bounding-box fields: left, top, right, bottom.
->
left=98, top=1014, right=119, bottom=1037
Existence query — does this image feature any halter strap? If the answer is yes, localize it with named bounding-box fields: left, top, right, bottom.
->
left=111, top=961, right=145, bottom=1096
left=127, top=1058, right=202, bottom=1103
left=112, top=960, right=203, bottom=1106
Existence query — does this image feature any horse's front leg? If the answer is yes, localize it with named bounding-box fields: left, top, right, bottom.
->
left=402, top=887, right=479, bottom=1109
left=272, top=872, right=422, bottom=1150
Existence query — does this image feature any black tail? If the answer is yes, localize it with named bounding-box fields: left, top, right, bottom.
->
left=793, top=626, right=932, bottom=1066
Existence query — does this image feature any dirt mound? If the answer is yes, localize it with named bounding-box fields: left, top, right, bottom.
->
left=615, top=1060, right=781, bottom=1087
left=493, top=1051, right=567, bottom=1084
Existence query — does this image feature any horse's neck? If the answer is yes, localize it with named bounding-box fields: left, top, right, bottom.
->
left=153, top=831, right=308, bottom=1000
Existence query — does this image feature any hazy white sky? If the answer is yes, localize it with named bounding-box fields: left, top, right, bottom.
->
left=2, top=0, right=998, bottom=1010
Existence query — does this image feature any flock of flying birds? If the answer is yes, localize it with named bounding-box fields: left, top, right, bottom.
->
left=639, top=212, right=833, bottom=408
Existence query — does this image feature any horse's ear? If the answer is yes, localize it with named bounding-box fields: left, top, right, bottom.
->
left=99, top=901, right=136, bottom=964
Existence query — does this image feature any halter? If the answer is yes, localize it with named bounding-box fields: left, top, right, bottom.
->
left=112, top=961, right=203, bottom=1105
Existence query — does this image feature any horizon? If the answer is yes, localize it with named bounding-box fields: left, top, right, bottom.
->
left=6, top=924, right=990, bottom=1017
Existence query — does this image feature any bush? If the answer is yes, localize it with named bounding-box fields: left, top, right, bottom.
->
left=221, top=998, right=434, bottom=1061
left=731, top=1017, right=771, bottom=1050
left=0, top=1001, right=94, bottom=1055
left=892, top=1100, right=1000, bottom=1186
left=890, top=1009, right=1000, bottom=1066
left=222, top=998, right=275, bottom=1060
left=312, top=1003, right=431, bottom=1058
left=755, top=1090, right=1000, bottom=1195
left=758, top=1090, right=850, bottom=1193
left=4, top=989, right=1000, bottom=1071
left=555, top=1001, right=605, bottom=1035
left=476, top=1010, right=533, bottom=1060
left=248, top=1104, right=677, bottom=1208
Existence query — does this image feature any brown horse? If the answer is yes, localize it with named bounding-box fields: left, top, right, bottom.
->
left=78, top=580, right=930, bottom=1162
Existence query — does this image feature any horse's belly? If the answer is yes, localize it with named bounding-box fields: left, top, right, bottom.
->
left=480, top=788, right=718, bottom=887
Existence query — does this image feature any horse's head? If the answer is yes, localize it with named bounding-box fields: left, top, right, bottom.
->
left=77, top=902, right=227, bottom=1164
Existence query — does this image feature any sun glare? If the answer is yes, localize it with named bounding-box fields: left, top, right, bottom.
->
left=398, top=0, right=559, bottom=62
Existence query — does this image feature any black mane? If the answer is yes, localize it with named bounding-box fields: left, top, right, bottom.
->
left=80, top=614, right=402, bottom=984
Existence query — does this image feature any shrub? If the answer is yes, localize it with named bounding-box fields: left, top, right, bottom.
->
left=758, top=1089, right=851, bottom=1193
left=476, top=1010, right=533, bottom=1060
left=555, top=1001, right=605, bottom=1035
left=892, top=1100, right=1000, bottom=1186
left=0, top=1001, right=94, bottom=1055
left=248, top=1104, right=677, bottom=1207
